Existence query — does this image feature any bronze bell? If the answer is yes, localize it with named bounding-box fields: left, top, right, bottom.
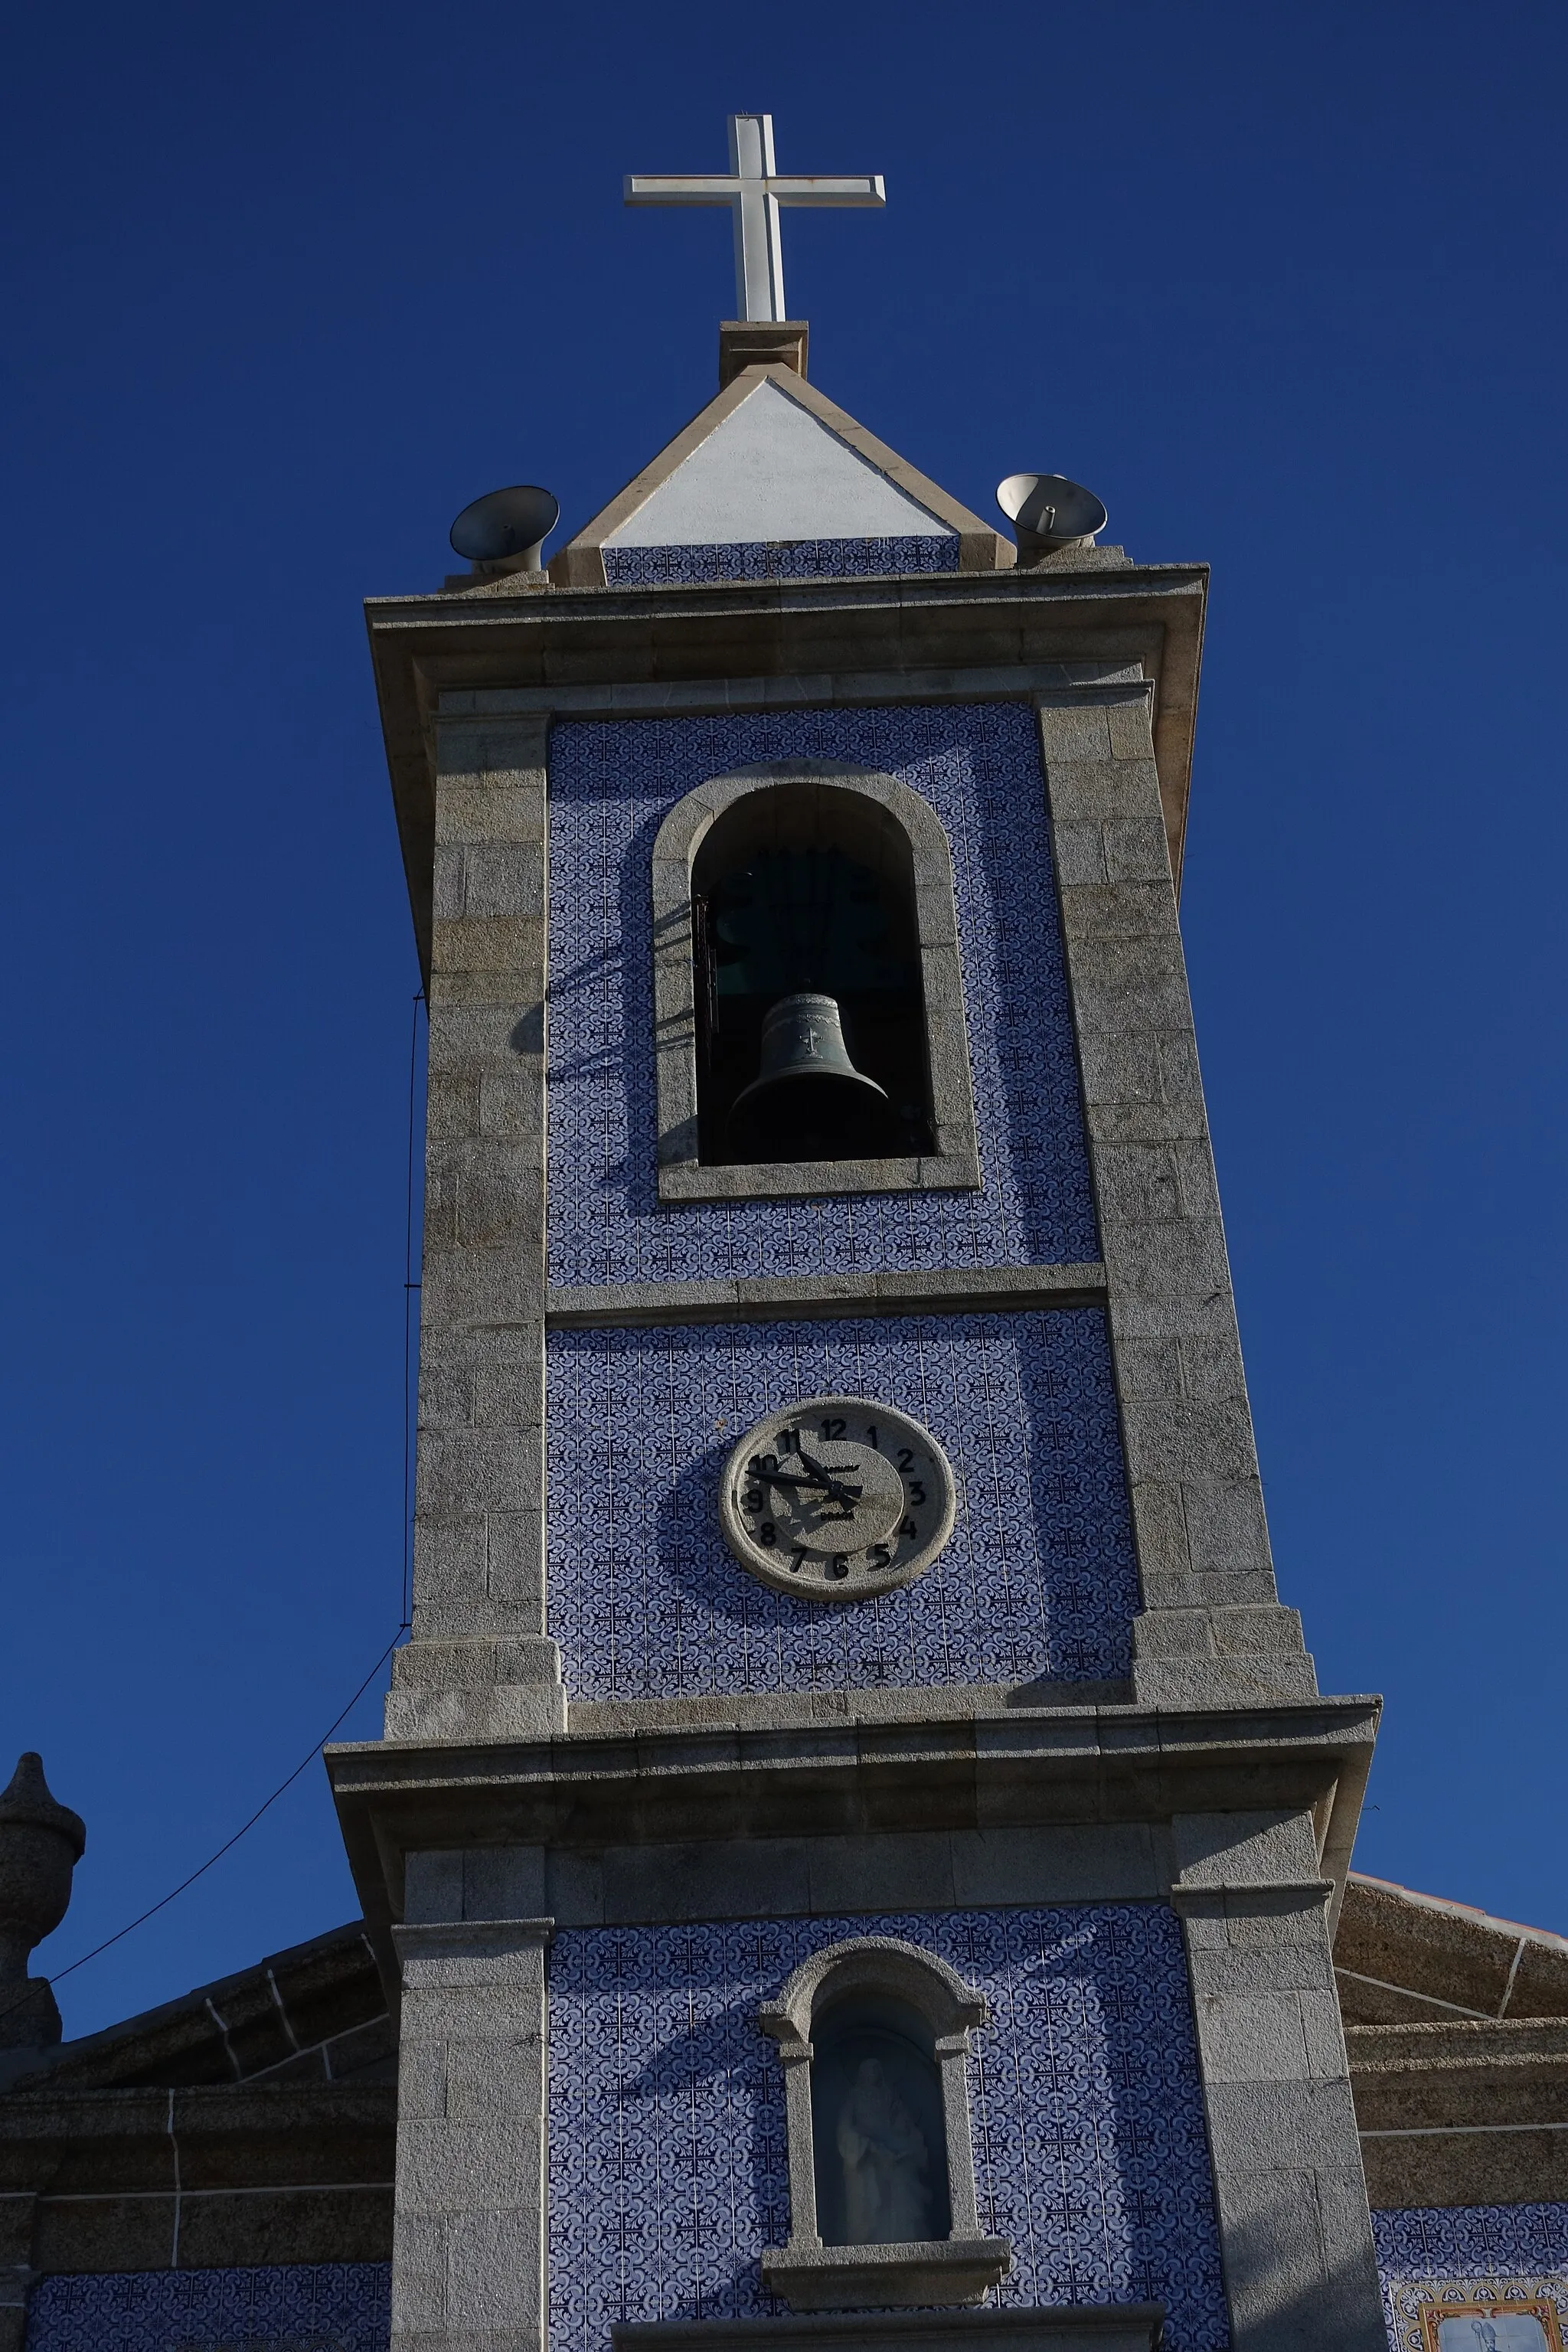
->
left=727, top=992, right=895, bottom=1164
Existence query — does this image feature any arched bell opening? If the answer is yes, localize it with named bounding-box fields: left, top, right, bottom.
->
left=809, top=1989, right=952, bottom=2248
left=691, top=784, right=933, bottom=1165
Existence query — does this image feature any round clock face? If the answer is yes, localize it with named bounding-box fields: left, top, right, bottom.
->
left=720, top=1396, right=957, bottom=1602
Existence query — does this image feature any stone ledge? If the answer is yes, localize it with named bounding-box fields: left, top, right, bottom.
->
left=657, top=1149, right=982, bottom=1202
left=568, top=1681, right=1132, bottom=1739
left=1171, top=1879, right=1335, bottom=1916
left=434, top=661, right=1149, bottom=720
left=615, top=2305, right=1164, bottom=2352
left=760, top=2237, right=1012, bottom=2311
left=541, top=1265, right=1108, bottom=1330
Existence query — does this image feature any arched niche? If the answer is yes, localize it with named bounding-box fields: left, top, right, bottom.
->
left=756, top=1937, right=1011, bottom=2311
left=652, top=763, right=981, bottom=1202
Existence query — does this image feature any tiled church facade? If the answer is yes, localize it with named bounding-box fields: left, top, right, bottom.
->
left=11, top=1879, right=1568, bottom=2350
left=5, top=323, right=1564, bottom=2352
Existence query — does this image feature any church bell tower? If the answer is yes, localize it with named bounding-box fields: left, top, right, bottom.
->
left=330, top=113, right=1387, bottom=2352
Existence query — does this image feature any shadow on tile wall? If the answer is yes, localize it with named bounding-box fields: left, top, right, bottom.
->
left=546, top=1309, right=1139, bottom=1699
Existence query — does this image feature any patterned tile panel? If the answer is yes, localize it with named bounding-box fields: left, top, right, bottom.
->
left=546, top=703, right=1098, bottom=1289
left=602, top=537, right=961, bottom=585
left=24, top=2263, right=390, bottom=2352
left=547, top=1904, right=1229, bottom=2352
left=1375, top=2208, right=1568, bottom=2350
left=546, top=1308, right=1138, bottom=1697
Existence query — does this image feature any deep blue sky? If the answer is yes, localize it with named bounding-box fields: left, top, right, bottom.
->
left=2, top=0, right=1563, bottom=2038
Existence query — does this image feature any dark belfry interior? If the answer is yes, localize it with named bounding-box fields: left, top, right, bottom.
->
left=691, top=783, right=933, bottom=1163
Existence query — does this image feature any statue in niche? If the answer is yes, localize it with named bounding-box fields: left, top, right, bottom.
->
left=833, top=2056, right=933, bottom=2243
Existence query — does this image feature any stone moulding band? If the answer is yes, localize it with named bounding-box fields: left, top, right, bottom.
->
left=611, top=2307, right=1166, bottom=2351
left=432, top=664, right=1155, bottom=720
left=537, top=1264, right=1108, bottom=1330
left=1168, top=1878, right=1334, bottom=1915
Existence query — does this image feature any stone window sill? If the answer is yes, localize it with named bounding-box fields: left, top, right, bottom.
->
left=658, top=1148, right=982, bottom=1204
left=761, top=2237, right=1013, bottom=2311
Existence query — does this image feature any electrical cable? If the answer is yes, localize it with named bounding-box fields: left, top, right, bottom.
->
left=0, top=1628, right=407, bottom=2032
left=2, top=990, right=430, bottom=2034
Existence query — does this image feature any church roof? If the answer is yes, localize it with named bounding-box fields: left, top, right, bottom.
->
left=0, top=1919, right=388, bottom=2095
left=1337, top=1868, right=1568, bottom=2025
left=549, top=361, right=1013, bottom=589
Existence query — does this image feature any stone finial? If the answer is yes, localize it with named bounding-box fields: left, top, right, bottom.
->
left=0, top=1753, right=86, bottom=2050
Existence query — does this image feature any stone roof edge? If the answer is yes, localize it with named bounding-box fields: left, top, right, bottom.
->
left=0, top=1916, right=376, bottom=2096
left=547, top=364, right=1014, bottom=586
left=1346, top=1867, right=1568, bottom=1957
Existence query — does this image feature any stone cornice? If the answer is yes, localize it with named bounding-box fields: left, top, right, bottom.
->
left=328, top=1694, right=1377, bottom=1966
left=363, top=566, right=1206, bottom=980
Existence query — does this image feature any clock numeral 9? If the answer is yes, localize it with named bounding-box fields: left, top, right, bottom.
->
left=741, top=1488, right=764, bottom=1514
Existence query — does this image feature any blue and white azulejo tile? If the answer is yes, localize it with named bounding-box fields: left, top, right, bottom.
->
left=601, top=537, right=961, bottom=586
left=547, top=1903, right=1229, bottom=2352
left=24, top=2263, right=390, bottom=2352
left=546, top=1307, right=1138, bottom=1697
left=546, top=702, right=1098, bottom=1289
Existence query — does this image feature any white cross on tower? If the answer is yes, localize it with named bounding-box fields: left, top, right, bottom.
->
left=624, top=113, right=886, bottom=324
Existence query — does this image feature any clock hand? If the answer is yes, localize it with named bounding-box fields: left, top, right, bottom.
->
left=795, top=1445, right=864, bottom=1507
left=749, top=1452, right=864, bottom=1508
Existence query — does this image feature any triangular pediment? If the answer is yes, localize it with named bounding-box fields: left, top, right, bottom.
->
left=550, top=365, right=1011, bottom=586
left=608, top=377, right=950, bottom=546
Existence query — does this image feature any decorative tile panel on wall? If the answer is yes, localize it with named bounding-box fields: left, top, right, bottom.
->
left=602, top=537, right=962, bottom=586
left=1375, top=2208, right=1568, bottom=2350
left=546, top=703, right=1098, bottom=1289
left=24, top=2263, right=390, bottom=2352
left=549, top=1903, right=1229, bottom=2352
left=546, top=1308, right=1138, bottom=1698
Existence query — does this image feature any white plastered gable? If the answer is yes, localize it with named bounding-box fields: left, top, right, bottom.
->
left=606, top=378, right=952, bottom=547
left=550, top=364, right=1012, bottom=585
